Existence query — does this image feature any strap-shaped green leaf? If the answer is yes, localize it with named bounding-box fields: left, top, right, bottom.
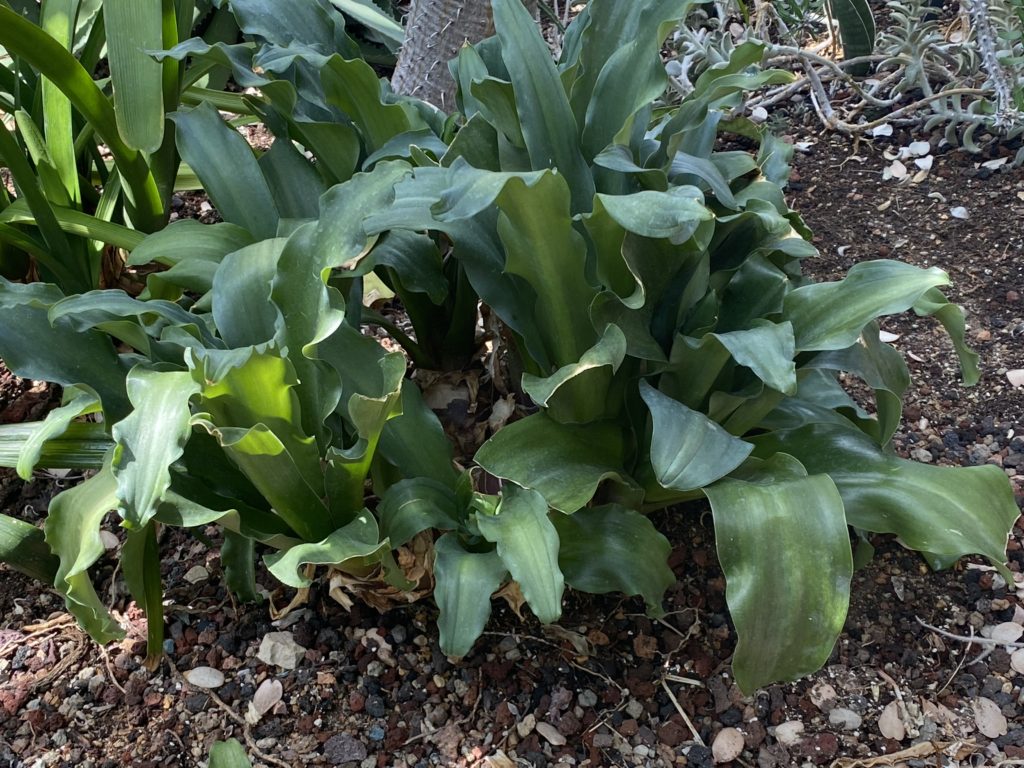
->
left=0, top=279, right=131, bottom=420
left=378, top=478, right=462, bottom=547
left=475, top=412, right=633, bottom=513
left=222, top=530, right=262, bottom=603
left=433, top=533, right=507, bottom=658
left=914, top=287, right=980, bottom=385
left=326, top=0, right=403, bottom=46
left=0, top=421, right=112, bottom=471
left=264, top=511, right=385, bottom=588
left=640, top=381, right=752, bottom=493
left=826, top=0, right=875, bottom=75
left=784, top=260, right=951, bottom=352
left=492, top=0, right=594, bottom=213
left=172, top=103, right=280, bottom=239
left=16, top=389, right=101, bottom=480
left=476, top=485, right=564, bottom=624
left=103, top=0, right=165, bottom=152
left=44, top=463, right=125, bottom=643
left=112, top=368, right=200, bottom=530
left=127, top=220, right=256, bottom=268
left=752, top=423, right=1018, bottom=576
left=551, top=503, right=674, bottom=615
left=705, top=456, right=852, bottom=692
left=0, top=514, right=60, bottom=585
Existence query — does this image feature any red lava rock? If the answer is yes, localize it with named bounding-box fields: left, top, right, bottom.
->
left=628, top=679, right=656, bottom=698
left=1008, top=290, right=1020, bottom=302
left=976, top=329, right=992, bottom=341
left=494, top=701, right=514, bottom=728
left=1005, top=745, right=1024, bottom=759
left=633, top=634, right=659, bottom=660
left=658, top=720, right=688, bottom=747
left=744, top=718, right=767, bottom=748
left=794, top=733, right=839, bottom=765
left=348, top=691, right=365, bottom=713
left=620, top=718, right=639, bottom=737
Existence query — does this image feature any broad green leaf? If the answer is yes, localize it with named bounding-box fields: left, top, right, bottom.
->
left=0, top=514, right=60, bottom=584
left=112, top=369, right=200, bottom=530
left=320, top=55, right=420, bottom=154
left=640, top=381, right=752, bottom=492
left=785, top=260, right=951, bottom=352
left=913, top=287, right=980, bottom=386
left=0, top=421, right=112, bottom=471
left=211, top=239, right=287, bottom=347
left=704, top=457, right=852, bottom=692
left=378, top=382, right=458, bottom=488
left=121, top=522, right=164, bottom=667
left=44, top=464, right=125, bottom=643
left=103, top=0, right=165, bottom=152
left=127, top=220, right=255, bottom=268
left=433, top=533, right=507, bottom=658
left=475, top=413, right=632, bottom=513
left=0, top=279, right=130, bottom=420
left=669, top=153, right=738, bottom=209
left=209, top=740, right=253, bottom=768
left=594, top=187, right=712, bottom=241
left=752, top=423, right=1018, bottom=576
left=492, top=0, right=594, bottom=212
left=521, top=323, right=627, bottom=424
left=576, top=0, right=693, bottom=159
left=16, top=389, right=100, bottom=480
left=476, top=485, right=564, bottom=624
left=172, top=103, right=280, bottom=239
left=327, top=0, right=403, bottom=46
left=551, top=503, right=674, bottom=614
left=378, top=478, right=462, bottom=547
left=258, top=138, right=327, bottom=220
left=264, top=512, right=386, bottom=588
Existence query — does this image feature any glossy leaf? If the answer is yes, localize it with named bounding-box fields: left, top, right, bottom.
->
left=103, top=0, right=165, bottom=152
left=433, top=533, right=507, bottom=658
left=641, top=381, right=752, bottom=492
left=704, top=456, right=852, bottom=693
left=16, top=389, right=101, bottom=480
left=378, top=478, right=462, bottom=547
left=209, top=740, right=253, bottom=768
left=121, top=522, right=164, bottom=667
left=551, top=504, right=674, bottom=614
left=112, top=369, right=200, bottom=530
left=264, top=512, right=386, bottom=588
left=752, top=423, right=1018, bottom=575
left=785, top=260, right=951, bottom=352
left=44, top=464, right=125, bottom=643
left=475, top=413, right=633, bottom=513
left=0, top=514, right=60, bottom=584
left=0, top=421, right=112, bottom=471
left=476, top=485, right=564, bottom=624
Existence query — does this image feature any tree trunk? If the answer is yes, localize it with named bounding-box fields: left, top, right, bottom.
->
left=391, top=0, right=537, bottom=110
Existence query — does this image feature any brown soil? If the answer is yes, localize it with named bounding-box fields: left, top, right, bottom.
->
left=1, top=134, right=1023, bottom=768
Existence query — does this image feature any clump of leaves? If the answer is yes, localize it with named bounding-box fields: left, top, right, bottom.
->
left=0, top=0, right=1016, bottom=693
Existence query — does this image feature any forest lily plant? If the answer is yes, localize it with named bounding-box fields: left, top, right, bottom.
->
left=0, top=0, right=1016, bottom=692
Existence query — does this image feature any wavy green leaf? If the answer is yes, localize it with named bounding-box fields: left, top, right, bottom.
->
left=705, top=455, right=852, bottom=692
left=44, top=463, right=125, bottom=643
left=752, top=423, right=1018, bottom=575
left=476, top=485, right=564, bottom=624
left=551, top=503, right=674, bottom=614
left=641, top=381, right=752, bottom=492
left=433, top=533, right=507, bottom=658
left=112, top=369, right=200, bottom=530
left=785, top=260, right=951, bottom=352
left=0, top=514, right=60, bottom=584
left=264, top=512, right=385, bottom=588
left=475, top=413, right=633, bottom=513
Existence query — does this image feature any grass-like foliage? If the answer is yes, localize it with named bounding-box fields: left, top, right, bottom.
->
left=0, top=0, right=1017, bottom=692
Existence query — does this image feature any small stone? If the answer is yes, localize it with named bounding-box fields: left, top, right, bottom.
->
left=712, top=727, right=745, bottom=764
left=774, top=720, right=804, bottom=746
left=257, top=632, right=306, bottom=670
left=828, top=707, right=862, bottom=731
left=794, top=732, right=839, bottom=764
left=625, top=698, right=644, bottom=719
left=911, top=448, right=934, bottom=463
left=809, top=682, right=838, bottom=711
left=183, top=666, right=225, bottom=689
left=367, top=725, right=385, bottom=742
left=323, top=733, right=367, bottom=765
left=578, top=689, right=598, bottom=708
left=516, top=713, right=536, bottom=738
left=183, top=565, right=209, bottom=584
left=536, top=721, right=566, bottom=746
